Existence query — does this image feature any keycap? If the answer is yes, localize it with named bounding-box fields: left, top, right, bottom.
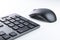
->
left=12, top=26, right=19, bottom=30
left=19, top=20, right=24, bottom=23
left=14, top=21, right=20, bottom=25
left=0, top=36, right=5, bottom=40
left=4, top=21, right=10, bottom=24
left=17, top=26, right=29, bottom=33
left=18, top=24, right=24, bottom=27
left=0, top=31, right=5, bottom=36
left=2, top=34, right=11, bottom=39
left=23, top=22, right=29, bottom=25
left=9, top=32, right=17, bottom=37
left=10, top=19, right=15, bottom=22
left=8, top=23, right=14, bottom=27
left=28, top=24, right=35, bottom=28
left=15, top=18, right=20, bottom=21
left=6, top=17, right=11, bottom=20
left=28, top=20, right=39, bottom=26
left=20, top=17, right=28, bottom=21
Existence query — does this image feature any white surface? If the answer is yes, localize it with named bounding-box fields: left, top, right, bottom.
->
left=0, top=0, right=60, bottom=40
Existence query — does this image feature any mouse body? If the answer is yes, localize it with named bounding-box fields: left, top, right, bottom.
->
left=30, top=8, right=57, bottom=23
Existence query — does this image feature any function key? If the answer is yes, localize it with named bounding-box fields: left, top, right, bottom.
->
left=2, top=34, right=11, bottom=40
left=0, top=31, right=5, bottom=36
left=0, top=36, right=5, bottom=40
left=9, top=32, right=17, bottom=37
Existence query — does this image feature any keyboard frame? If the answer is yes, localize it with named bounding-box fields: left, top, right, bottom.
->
left=0, top=14, right=40, bottom=40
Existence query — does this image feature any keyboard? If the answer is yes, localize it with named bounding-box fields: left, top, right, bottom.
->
left=0, top=14, right=40, bottom=40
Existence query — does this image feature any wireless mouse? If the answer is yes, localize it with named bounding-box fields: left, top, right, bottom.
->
left=29, top=8, right=57, bottom=23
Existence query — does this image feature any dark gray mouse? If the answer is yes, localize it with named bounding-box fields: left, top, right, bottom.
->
left=29, top=8, right=57, bottom=23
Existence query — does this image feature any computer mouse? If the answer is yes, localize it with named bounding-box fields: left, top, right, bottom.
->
left=29, top=8, right=57, bottom=23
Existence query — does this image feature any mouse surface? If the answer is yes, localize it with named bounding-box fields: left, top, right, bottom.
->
left=29, top=8, right=57, bottom=23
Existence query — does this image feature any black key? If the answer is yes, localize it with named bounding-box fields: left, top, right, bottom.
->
left=14, top=21, right=20, bottom=25
left=11, top=16, right=15, bottom=19
left=28, top=20, right=39, bottom=26
left=15, top=15, right=20, bottom=18
left=12, top=26, right=19, bottom=30
left=23, top=22, right=29, bottom=25
left=6, top=17, right=11, bottom=20
left=2, top=34, right=10, bottom=39
left=18, top=24, right=24, bottom=28
left=8, top=23, right=14, bottom=27
left=28, top=24, right=35, bottom=28
left=17, top=26, right=29, bottom=33
left=15, top=18, right=20, bottom=21
left=4, top=21, right=10, bottom=24
left=9, top=32, right=17, bottom=37
left=0, top=36, right=5, bottom=40
left=10, top=19, right=15, bottom=22
left=19, top=20, right=24, bottom=23
left=20, top=17, right=28, bottom=21
left=0, top=31, right=5, bottom=36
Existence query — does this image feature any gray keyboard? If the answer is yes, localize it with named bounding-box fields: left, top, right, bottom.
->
left=0, top=14, right=40, bottom=40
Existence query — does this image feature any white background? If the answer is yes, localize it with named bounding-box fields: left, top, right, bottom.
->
left=0, top=0, right=60, bottom=40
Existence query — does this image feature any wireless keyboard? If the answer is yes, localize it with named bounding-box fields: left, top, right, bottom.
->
left=0, top=14, right=40, bottom=40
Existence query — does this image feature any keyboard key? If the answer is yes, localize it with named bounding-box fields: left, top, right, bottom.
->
left=24, top=22, right=29, bottom=25
left=9, top=32, right=17, bottom=37
left=15, top=15, right=20, bottom=18
left=15, top=18, right=20, bottom=21
left=19, top=20, right=24, bottom=23
left=14, top=21, right=20, bottom=25
left=28, top=24, right=35, bottom=28
left=2, top=34, right=10, bottom=39
left=8, top=23, right=14, bottom=27
left=10, top=19, right=15, bottom=22
left=12, top=26, right=19, bottom=30
left=17, top=26, right=29, bottom=33
left=11, top=16, right=15, bottom=19
left=0, top=31, right=5, bottom=36
left=28, top=20, right=39, bottom=26
left=20, top=17, right=28, bottom=21
left=0, top=36, right=5, bottom=40
left=18, top=24, right=24, bottom=27
left=6, top=17, right=11, bottom=20
left=4, top=21, right=10, bottom=24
